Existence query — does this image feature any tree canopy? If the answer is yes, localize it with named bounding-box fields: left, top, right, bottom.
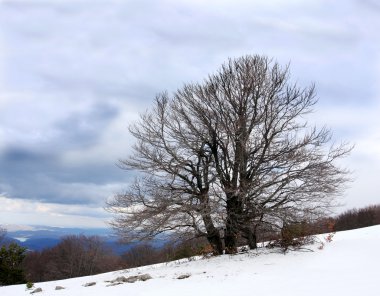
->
left=108, top=55, right=351, bottom=254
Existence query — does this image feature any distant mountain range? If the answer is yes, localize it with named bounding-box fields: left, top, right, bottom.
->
left=2, top=225, right=167, bottom=255
left=1, top=225, right=131, bottom=255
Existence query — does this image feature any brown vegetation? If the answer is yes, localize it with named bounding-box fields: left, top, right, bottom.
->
left=23, top=235, right=123, bottom=282
left=334, top=204, right=380, bottom=231
left=121, top=237, right=209, bottom=268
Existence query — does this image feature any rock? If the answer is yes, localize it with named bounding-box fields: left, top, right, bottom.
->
left=30, top=287, right=42, bottom=294
left=177, top=273, right=191, bottom=280
left=110, top=273, right=152, bottom=283
left=83, top=282, right=96, bottom=287
left=138, top=274, right=152, bottom=281
left=106, top=282, right=123, bottom=287
left=55, top=286, right=65, bottom=290
left=113, top=276, right=127, bottom=282
left=125, top=276, right=139, bottom=283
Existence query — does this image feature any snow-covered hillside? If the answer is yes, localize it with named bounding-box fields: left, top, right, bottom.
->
left=1, top=225, right=379, bottom=296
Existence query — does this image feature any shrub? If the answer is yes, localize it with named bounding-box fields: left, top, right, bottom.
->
left=266, top=221, right=315, bottom=252
left=26, top=281, right=34, bottom=289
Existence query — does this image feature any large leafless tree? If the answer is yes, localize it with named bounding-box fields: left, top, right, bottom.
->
left=108, top=55, right=351, bottom=254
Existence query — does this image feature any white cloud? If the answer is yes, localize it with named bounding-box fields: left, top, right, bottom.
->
left=0, top=194, right=110, bottom=228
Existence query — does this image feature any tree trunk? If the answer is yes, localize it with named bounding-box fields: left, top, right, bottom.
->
left=202, top=213, right=224, bottom=255
left=245, top=228, right=257, bottom=249
left=224, top=195, right=241, bottom=254
left=224, top=228, right=238, bottom=254
left=206, top=232, right=224, bottom=255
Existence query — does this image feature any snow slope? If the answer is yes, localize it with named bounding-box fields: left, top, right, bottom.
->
left=1, top=225, right=379, bottom=296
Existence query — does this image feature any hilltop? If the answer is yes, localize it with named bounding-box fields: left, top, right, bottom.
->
left=1, top=225, right=379, bottom=296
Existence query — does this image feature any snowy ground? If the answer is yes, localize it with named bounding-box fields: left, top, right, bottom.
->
left=1, top=225, right=379, bottom=296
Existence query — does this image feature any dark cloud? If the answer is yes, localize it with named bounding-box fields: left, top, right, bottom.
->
left=0, top=147, right=55, bottom=181
left=0, top=145, right=132, bottom=205
left=0, top=147, right=54, bottom=199
left=0, top=100, right=130, bottom=206
left=1, top=147, right=48, bottom=163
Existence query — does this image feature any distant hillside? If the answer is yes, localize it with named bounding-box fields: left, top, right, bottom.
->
left=3, top=226, right=117, bottom=253
left=3, top=225, right=165, bottom=254
left=18, top=237, right=62, bottom=252
left=6, top=225, right=112, bottom=240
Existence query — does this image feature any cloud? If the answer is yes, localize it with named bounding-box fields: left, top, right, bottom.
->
left=0, top=194, right=109, bottom=228
left=53, top=102, right=119, bottom=149
left=307, top=99, right=380, bottom=211
left=0, top=94, right=131, bottom=206
left=0, top=144, right=132, bottom=205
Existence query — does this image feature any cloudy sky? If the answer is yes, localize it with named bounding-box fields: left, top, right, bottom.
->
left=0, top=0, right=379, bottom=228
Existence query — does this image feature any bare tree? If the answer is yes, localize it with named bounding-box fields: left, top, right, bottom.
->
left=108, top=55, right=351, bottom=254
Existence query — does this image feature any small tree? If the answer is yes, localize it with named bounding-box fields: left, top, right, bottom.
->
left=109, top=55, right=351, bottom=254
left=0, top=243, right=27, bottom=286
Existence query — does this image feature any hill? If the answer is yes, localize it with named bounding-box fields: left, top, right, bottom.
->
left=3, top=225, right=167, bottom=255
left=1, top=225, right=379, bottom=296
left=3, top=225, right=132, bottom=254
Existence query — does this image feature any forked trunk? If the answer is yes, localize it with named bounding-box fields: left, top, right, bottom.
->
left=202, top=211, right=224, bottom=255
left=206, top=232, right=224, bottom=255
left=224, top=195, right=242, bottom=254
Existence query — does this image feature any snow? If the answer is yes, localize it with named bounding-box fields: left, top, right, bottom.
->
left=2, top=225, right=37, bottom=232
left=13, top=237, right=29, bottom=242
left=1, top=225, right=379, bottom=296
